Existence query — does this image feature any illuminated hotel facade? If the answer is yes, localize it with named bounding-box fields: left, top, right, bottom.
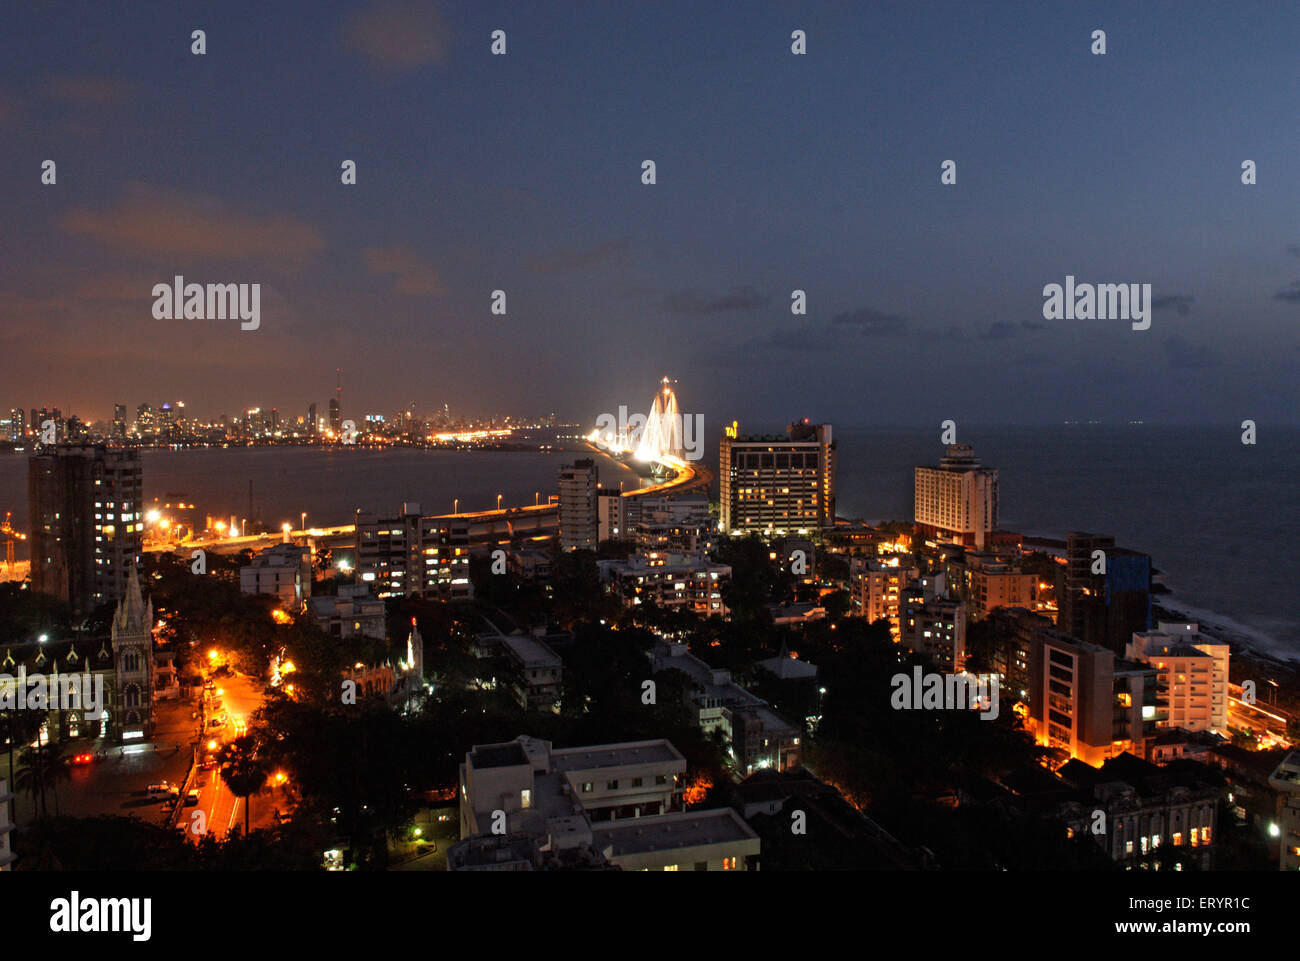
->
left=719, top=420, right=835, bottom=535
left=914, top=443, right=998, bottom=551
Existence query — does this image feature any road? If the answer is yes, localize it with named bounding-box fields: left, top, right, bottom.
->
left=180, top=670, right=269, bottom=841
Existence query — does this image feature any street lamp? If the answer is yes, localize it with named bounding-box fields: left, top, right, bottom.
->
left=496, top=494, right=503, bottom=511
left=453, top=498, right=459, bottom=515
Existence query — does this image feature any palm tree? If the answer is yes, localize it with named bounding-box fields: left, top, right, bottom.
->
left=14, top=734, right=70, bottom=821
left=216, top=734, right=268, bottom=836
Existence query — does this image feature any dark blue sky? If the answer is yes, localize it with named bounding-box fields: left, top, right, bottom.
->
left=1, top=0, right=1296, bottom=428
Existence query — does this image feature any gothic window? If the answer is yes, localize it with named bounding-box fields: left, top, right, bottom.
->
left=124, top=684, right=141, bottom=708
left=122, top=649, right=140, bottom=673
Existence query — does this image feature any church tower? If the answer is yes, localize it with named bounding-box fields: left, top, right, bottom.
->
left=110, top=563, right=155, bottom=741
left=396, top=618, right=425, bottom=713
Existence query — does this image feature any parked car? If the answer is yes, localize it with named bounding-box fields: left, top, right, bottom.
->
left=147, top=782, right=178, bottom=800
left=185, top=789, right=201, bottom=807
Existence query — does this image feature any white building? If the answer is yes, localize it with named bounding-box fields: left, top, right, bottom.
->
left=453, top=735, right=759, bottom=871
left=558, top=460, right=599, bottom=551
left=240, top=543, right=312, bottom=607
left=1126, top=623, right=1229, bottom=734
left=914, top=443, right=998, bottom=550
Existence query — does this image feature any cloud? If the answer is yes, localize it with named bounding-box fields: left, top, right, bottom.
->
left=661, top=286, right=768, bottom=313
left=364, top=245, right=443, bottom=295
left=830, top=307, right=908, bottom=336
left=1152, top=294, right=1194, bottom=315
left=527, top=238, right=629, bottom=273
left=1274, top=280, right=1300, bottom=303
left=46, top=75, right=131, bottom=106
left=62, top=186, right=324, bottom=264
left=343, top=0, right=449, bottom=73
left=1164, top=336, right=1219, bottom=369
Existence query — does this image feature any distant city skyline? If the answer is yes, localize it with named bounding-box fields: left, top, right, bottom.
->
left=2, top=1, right=1297, bottom=425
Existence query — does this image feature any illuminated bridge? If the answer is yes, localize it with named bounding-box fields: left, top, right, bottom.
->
left=586, top=377, right=713, bottom=497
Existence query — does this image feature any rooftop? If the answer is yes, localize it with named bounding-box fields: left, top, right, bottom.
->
left=591, top=808, right=757, bottom=856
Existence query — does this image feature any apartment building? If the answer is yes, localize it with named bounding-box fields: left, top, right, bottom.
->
left=849, top=555, right=918, bottom=632
left=558, top=460, right=599, bottom=551
left=240, top=543, right=312, bottom=607
left=1019, top=618, right=1160, bottom=765
left=308, top=583, right=386, bottom=639
left=1126, top=623, right=1229, bottom=734
left=601, top=551, right=730, bottom=617
left=650, top=641, right=801, bottom=775
left=474, top=626, right=564, bottom=713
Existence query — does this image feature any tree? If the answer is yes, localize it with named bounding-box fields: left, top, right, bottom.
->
left=14, top=733, right=70, bottom=821
left=217, top=734, right=270, bottom=836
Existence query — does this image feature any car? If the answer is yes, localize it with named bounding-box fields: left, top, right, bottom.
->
left=207, top=717, right=225, bottom=731
left=72, top=752, right=95, bottom=765
left=198, top=758, right=216, bottom=772
left=147, top=782, right=178, bottom=800
left=184, top=789, right=201, bottom=807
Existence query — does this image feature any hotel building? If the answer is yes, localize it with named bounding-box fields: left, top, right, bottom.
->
left=914, top=443, right=998, bottom=551
left=719, top=420, right=835, bottom=534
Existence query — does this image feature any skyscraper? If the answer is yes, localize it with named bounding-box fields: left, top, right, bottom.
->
left=558, top=459, right=599, bottom=551
left=718, top=420, right=835, bottom=534
left=914, top=444, right=999, bottom=550
left=1060, top=532, right=1152, bottom=655
left=29, top=444, right=143, bottom=618
left=112, top=404, right=127, bottom=439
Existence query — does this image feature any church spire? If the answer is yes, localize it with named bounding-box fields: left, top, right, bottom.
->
left=113, top=561, right=150, bottom=638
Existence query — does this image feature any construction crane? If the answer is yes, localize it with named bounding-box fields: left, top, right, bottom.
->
left=0, top=511, right=26, bottom=569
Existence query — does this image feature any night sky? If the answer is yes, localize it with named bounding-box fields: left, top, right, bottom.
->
left=1, top=1, right=1296, bottom=427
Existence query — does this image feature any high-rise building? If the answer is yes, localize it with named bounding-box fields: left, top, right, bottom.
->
left=719, top=420, right=835, bottom=534
left=4, top=408, right=24, bottom=441
left=914, top=443, right=998, bottom=550
left=29, top=444, right=143, bottom=617
left=558, top=460, right=599, bottom=551
left=1060, top=532, right=1152, bottom=655
left=307, top=402, right=317, bottom=436
left=112, top=404, right=127, bottom=439
left=354, top=502, right=473, bottom=601
left=328, top=397, right=341, bottom=434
